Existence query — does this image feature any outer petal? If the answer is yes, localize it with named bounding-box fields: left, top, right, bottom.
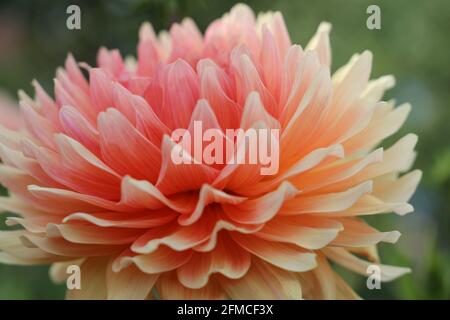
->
left=255, top=215, right=343, bottom=250
left=106, top=263, right=158, bottom=300
left=231, top=233, right=317, bottom=272
left=177, top=232, right=250, bottom=289
left=219, top=258, right=302, bottom=300
left=323, top=247, right=411, bottom=282
left=66, top=256, right=108, bottom=300
left=157, top=272, right=226, bottom=300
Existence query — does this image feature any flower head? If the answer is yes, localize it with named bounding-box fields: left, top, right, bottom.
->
left=0, top=4, right=420, bottom=299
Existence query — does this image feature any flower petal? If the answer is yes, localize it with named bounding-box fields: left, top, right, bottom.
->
left=219, top=258, right=302, bottom=299
left=177, top=232, right=250, bottom=289
left=323, top=247, right=411, bottom=282
left=106, top=263, right=158, bottom=300
left=231, top=233, right=317, bottom=272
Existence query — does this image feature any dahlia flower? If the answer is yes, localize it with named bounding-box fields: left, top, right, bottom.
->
left=0, top=4, right=420, bottom=299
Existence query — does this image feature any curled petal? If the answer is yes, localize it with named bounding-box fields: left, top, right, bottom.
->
left=112, top=247, right=192, bottom=274
left=323, top=247, right=411, bottom=282
left=106, top=263, right=158, bottom=300
left=219, top=257, right=302, bottom=300
left=231, top=233, right=317, bottom=272
left=177, top=232, right=250, bottom=289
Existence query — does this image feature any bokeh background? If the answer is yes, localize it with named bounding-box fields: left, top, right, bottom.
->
left=0, top=0, right=449, bottom=299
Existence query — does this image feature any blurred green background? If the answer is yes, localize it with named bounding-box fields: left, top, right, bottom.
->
left=0, top=0, right=449, bottom=299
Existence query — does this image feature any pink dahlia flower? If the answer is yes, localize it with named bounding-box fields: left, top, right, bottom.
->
left=0, top=4, right=420, bottom=299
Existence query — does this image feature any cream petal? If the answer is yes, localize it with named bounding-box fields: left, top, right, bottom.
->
left=157, top=272, right=226, bottom=299
left=279, top=50, right=321, bottom=126
left=120, top=176, right=195, bottom=213
left=345, top=103, right=411, bottom=152
left=0, top=142, right=63, bottom=188
left=0, top=231, right=67, bottom=263
left=372, top=169, right=422, bottom=205
left=323, top=247, right=411, bottom=282
left=362, top=75, right=396, bottom=104
left=223, top=181, right=298, bottom=224
left=306, top=22, right=331, bottom=67
left=257, top=10, right=291, bottom=58
left=24, top=233, right=123, bottom=257
left=313, top=254, right=336, bottom=299
left=231, top=233, right=317, bottom=272
left=131, top=212, right=217, bottom=254
left=113, top=247, right=192, bottom=274
left=333, top=271, right=361, bottom=299
left=178, top=184, right=246, bottom=226
left=0, top=164, right=39, bottom=197
left=66, top=256, right=108, bottom=300
left=294, top=148, right=383, bottom=193
left=45, top=224, right=142, bottom=245
left=325, top=194, right=414, bottom=217
left=255, top=215, right=343, bottom=250
left=0, top=123, right=25, bottom=150
left=333, top=100, right=377, bottom=145
left=354, top=134, right=417, bottom=181
left=0, top=195, right=47, bottom=217
left=281, top=181, right=373, bottom=215
left=177, top=232, right=250, bottom=289
left=6, top=215, right=61, bottom=233
left=278, top=45, right=304, bottom=110
left=332, top=51, right=372, bottom=109
left=280, top=65, right=331, bottom=158
left=50, top=259, right=84, bottom=283
left=281, top=144, right=344, bottom=181
left=219, top=257, right=302, bottom=300
left=63, top=210, right=176, bottom=229
left=106, top=263, right=158, bottom=300
left=331, top=218, right=401, bottom=247
left=240, top=144, right=344, bottom=197
left=0, top=252, right=62, bottom=265
left=27, top=185, right=132, bottom=213
left=192, top=216, right=263, bottom=252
